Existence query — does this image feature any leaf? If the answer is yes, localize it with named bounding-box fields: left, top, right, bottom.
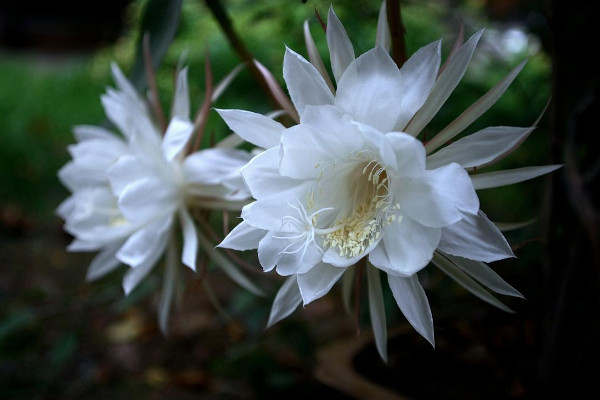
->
left=128, top=0, right=184, bottom=93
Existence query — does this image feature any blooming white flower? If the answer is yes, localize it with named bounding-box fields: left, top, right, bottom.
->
left=217, top=2, right=560, bottom=360
left=58, top=63, right=259, bottom=332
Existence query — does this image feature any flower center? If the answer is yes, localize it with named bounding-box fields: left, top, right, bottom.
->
left=322, top=160, right=399, bottom=258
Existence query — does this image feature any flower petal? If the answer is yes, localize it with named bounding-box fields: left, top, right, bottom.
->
left=86, top=242, right=123, bottom=281
left=335, top=47, right=403, bottom=133
left=438, top=210, right=515, bottom=262
left=394, top=40, right=441, bottom=131
left=183, top=148, right=251, bottom=186
left=283, top=47, right=335, bottom=117
left=118, top=177, right=178, bottom=223
left=367, top=265, right=388, bottom=362
left=179, top=208, right=198, bottom=271
left=116, top=215, right=173, bottom=267
left=171, top=67, right=190, bottom=119
left=158, top=235, right=179, bottom=334
left=106, top=155, right=146, bottom=196
left=375, top=1, right=390, bottom=51
left=216, top=108, right=285, bottom=149
left=267, top=276, right=302, bottom=328
left=122, top=235, right=168, bottom=295
left=240, top=147, right=299, bottom=199
left=445, top=253, right=523, bottom=297
left=385, top=132, right=426, bottom=177
left=218, top=221, right=265, bottom=251
left=297, top=262, right=345, bottom=305
left=326, top=5, right=355, bottom=82
left=404, top=30, right=484, bottom=137
left=369, top=217, right=440, bottom=276
left=426, top=126, right=534, bottom=170
left=387, top=274, right=434, bottom=346
left=162, top=116, right=194, bottom=161
left=432, top=252, right=513, bottom=312
left=398, top=163, right=479, bottom=228
left=471, top=165, right=562, bottom=190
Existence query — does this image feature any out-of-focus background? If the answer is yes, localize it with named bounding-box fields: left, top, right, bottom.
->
left=0, top=0, right=597, bottom=399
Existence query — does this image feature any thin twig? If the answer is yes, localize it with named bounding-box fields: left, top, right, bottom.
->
left=386, top=0, right=407, bottom=68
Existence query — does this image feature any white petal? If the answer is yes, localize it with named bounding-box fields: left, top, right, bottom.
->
left=118, top=177, right=178, bottom=223
left=216, top=108, right=285, bottom=149
left=257, top=231, right=285, bottom=272
left=116, top=215, right=173, bottom=268
left=387, top=274, right=434, bottom=346
left=171, top=67, right=190, bottom=119
left=367, top=265, right=387, bottom=362
left=326, top=5, right=355, bottom=82
left=218, top=221, right=265, bottom=251
left=275, top=243, right=323, bottom=276
left=179, top=208, right=198, bottom=271
left=425, top=60, right=527, bottom=154
left=106, top=155, right=146, bottom=196
left=369, top=217, right=440, bottom=276
left=73, top=125, right=116, bottom=142
left=385, top=132, right=426, bottom=177
left=158, top=235, right=179, bottom=335
left=335, top=47, right=403, bottom=133
left=297, top=262, right=345, bottom=305
left=86, top=242, right=123, bottom=281
left=303, top=20, right=335, bottom=93
left=446, top=253, right=523, bottom=297
left=240, top=147, right=299, bottom=199
left=426, top=126, right=534, bottom=170
left=283, top=47, right=335, bottom=117
left=471, top=165, right=561, bottom=190
left=398, top=163, right=479, bottom=228
left=404, top=30, right=484, bottom=137
left=323, top=237, right=381, bottom=268
left=432, top=252, right=513, bottom=312
left=122, top=235, right=168, bottom=295
left=266, top=276, right=302, bottom=328
left=183, top=148, right=251, bottom=186
left=394, top=40, right=441, bottom=131
left=162, top=116, right=194, bottom=161
left=375, top=1, right=390, bottom=51
left=438, top=210, right=515, bottom=262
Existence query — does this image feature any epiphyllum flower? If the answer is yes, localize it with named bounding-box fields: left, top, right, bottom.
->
left=57, top=63, right=258, bottom=332
left=218, top=2, right=560, bottom=360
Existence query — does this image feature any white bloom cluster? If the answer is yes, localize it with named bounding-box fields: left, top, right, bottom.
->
left=57, top=64, right=257, bottom=332
left=216, top=2, right=559, bottom=360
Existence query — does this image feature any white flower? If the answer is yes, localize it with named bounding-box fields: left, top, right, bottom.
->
left=58, top=63, right=258, bottom=332
left=217, top=2, right=560, bottom=360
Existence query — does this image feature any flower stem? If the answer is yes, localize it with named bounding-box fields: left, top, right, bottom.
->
left=386, top=0, right=407, bottom=68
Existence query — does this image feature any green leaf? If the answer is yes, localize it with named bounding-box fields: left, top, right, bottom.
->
left=128, top=0, right=184, bottom=92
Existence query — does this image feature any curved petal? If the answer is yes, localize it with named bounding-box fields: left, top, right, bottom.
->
left=471, top=165, right=562, bottom=190
left=86, top=242, right=123, bottom=281
left=171, top=67, right=190, bottom=119
left=218, top=221, right=265, bottom=251
left=426, top=126, right=534, bottom=170
left=367, top=265, right=387, bottom=362
left=335, top=47, right=403, bottom=133
left=438, top=210, right=515, bottom=262
left=267, top=276, right=303, bottom=328
left=397, top=163, right=479, bottom=228
left=240, top=147, right=299, bottom=199
left=116, top=215, right=173, bottom=267
left=385, top=132, right=426, bottom=177
left=283, top=47, right=335, bottom=117
left=162, top=116, right=194, bottom=161
left=122, top=234, right=168, bottom=295
left=297, top=262, right=345, bottom=305
left=216, top=108, right=285, bottom=149
left=106, top=155, right=146, bottom=196
left=326, top=5, right=355, bottom=82
left=183, top=148, right=251, bottom=186
left=179, top=208, right=198, bottom=271
left=387, top=274, right=434, bottom=346
left=394, top=40, right=441, bottom=131
left=118, top=177, right=178, bottom=223
left=369, top=217, right=440, bottom=276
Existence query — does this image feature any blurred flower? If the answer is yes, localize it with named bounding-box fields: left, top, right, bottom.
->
left=217, top=2, right=560, bottom=360
left=58, top=63, right=260, bottom=332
